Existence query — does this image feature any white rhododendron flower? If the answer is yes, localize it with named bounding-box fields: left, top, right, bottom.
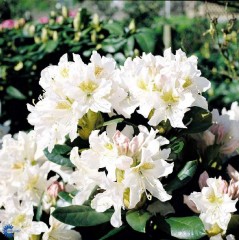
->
left=222, top=101, right=239, bottom=121
left=118, top=48, right=210, bottom=128
left=210, top=109, right=239, bottom=155
left=0, top=198, right=48, bottom=240
left=70, top=124, right=173, bottom=227
left=42, top=208, right=81, bottom=240
left=28, top=51, right=117, bottom=151
left=0, top=130, right=71, bottom=208
left=188, top=177, right=237, bottom=238
left=193, top=108, right=239, bottom=157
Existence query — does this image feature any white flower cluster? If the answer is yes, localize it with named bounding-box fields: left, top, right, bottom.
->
left=69, top=125, right=173, bottom=227
left=193, top=103, right=239, bottom=157
left=188, top=177, right=237, bottom=240
left=0, top=131, right=81, bottom=240
left=28, top=49, right=211, bottom=152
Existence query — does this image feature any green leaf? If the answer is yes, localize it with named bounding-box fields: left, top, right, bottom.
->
left=169, top=137, right=185, bottom=154
left=44, top=40, right=58, bottom=53
left=126, top=210, right=152, bottom=233
left=58, top=191, right=76, bottom=203
left=124, top=36, right=135, bottom=55
left=155, top=216, right=206, bottom=239
left=182, top=107, right=212, bottom=134
left=227, top=214, right=239, bottom=237
left=52, top=205, right=113, bottom=226
left=135, top=30, right=157, bottom=53
left=102, top=118, right=124, bottom=127
left=6, top=86, right=26, bottom=100
left=104, top=22, right=124, bottom=36
left=99, top=225, right=126, bottom=240
left=36, top=192, right=44, bottom=221
left=44, top=144, right=74, bottom=167
left=101, top=38, right=126, bottom=53
left=165, top=160, right=198, bottom=192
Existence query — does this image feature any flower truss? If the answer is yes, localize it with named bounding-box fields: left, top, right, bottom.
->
left=1, top=49, right=239, bottom=240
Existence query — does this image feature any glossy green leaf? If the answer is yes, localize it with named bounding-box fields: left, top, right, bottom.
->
left=227, top=214, right=239, bottom=237
left=44, top=144, right=74, bottom=167
left=165, top=160, right=198, bottom=192
left=182, top=107, right=212, bottom=134
left=102, top=118, right=124, bottom=127
left=6, top=86, right=26, bottom=100
left=58, top=191, right=76, bottom=203
left=155, top=216, right=206, bottom=239
left=104, top=22, right=124, bottom=36
left=126, top=210, right=152, bottom=233
left=135, top=30, right=157, bottom=53
left=101, top=38, right=126, bottom=53
left=52, top=205, right=113, bottom=226
left=169, top=137, right=185, bottom=154
left=99, top=225, right=126, bottom=240
left=44, top=40, right=58, bottom=53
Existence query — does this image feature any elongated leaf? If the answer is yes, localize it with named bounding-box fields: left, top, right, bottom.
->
left=58, top=191, right=76, bottom=203
left=101, top=38, right=126, bottom=53
left=182, top=107, right=212, bottom=134
left=155, top=216, right=206, bottom=239
left=52, top=205, right=113, bottom=226
left=165, top=160, right=198, bottom=192
left=169, top=137, right=185, bottom=154
left=44, top=40, right=58, bottom=53
left=227, top=215, right=239, bottom=237
left=126, top=210, right=152, bottom=233
left=6, top=86, right=26, bottom=100
left=135, top=30, right=157, bottom=53
left=44, top=144, right=74, bottom=167
left=102, top=118, right=124, bottom=127
left=99, top=226, right=126, bottom=240
left=104, top=22, right=124, bottom=36
left=36, top=192, right=44, bottom=221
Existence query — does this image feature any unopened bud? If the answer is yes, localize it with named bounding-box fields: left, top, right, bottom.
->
left=34, top=36, right=41, bottom=44
left=57, top=16, right=64, bottom=25
left=50, top=11, right=56, bottom=18
left=73, top=10, right=82, bottom=31
left=129, top=19, right=136, bottom=33
left=47, top=181, right=64, bottom=198
left=53, top=31, right=58, bottom=41
left=92, top=13, right=99, bottom=26
left=41, top=28, right=48, bottom=42
left=78, top=110, right=103, bottom=140
left=62, top=6, right=68, bottom=18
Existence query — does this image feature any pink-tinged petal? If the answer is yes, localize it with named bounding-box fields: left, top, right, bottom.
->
left=227, top=180, right=239, bottom=200
left=112, top=131, right=130, bottom=155
left=210, top=124, right=225, bottom=144
left=199, top=171, right=209, bottom=190
left=227, top=164, right=239, bottom=182
left=183, top=195, right=200, bottom=213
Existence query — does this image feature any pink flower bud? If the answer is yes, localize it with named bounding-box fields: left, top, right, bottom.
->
left=39, top=16, right=49, bottom=24
left=0, top=19, right=15, bottom=29
left=199, top=171, right=209, bottom=190
left=113, top=131, right=130, bottom=155
left=47, top=181, right=64, bottom=198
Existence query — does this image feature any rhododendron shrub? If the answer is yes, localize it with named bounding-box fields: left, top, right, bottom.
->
left=1, top=49, right=239, bottom=240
